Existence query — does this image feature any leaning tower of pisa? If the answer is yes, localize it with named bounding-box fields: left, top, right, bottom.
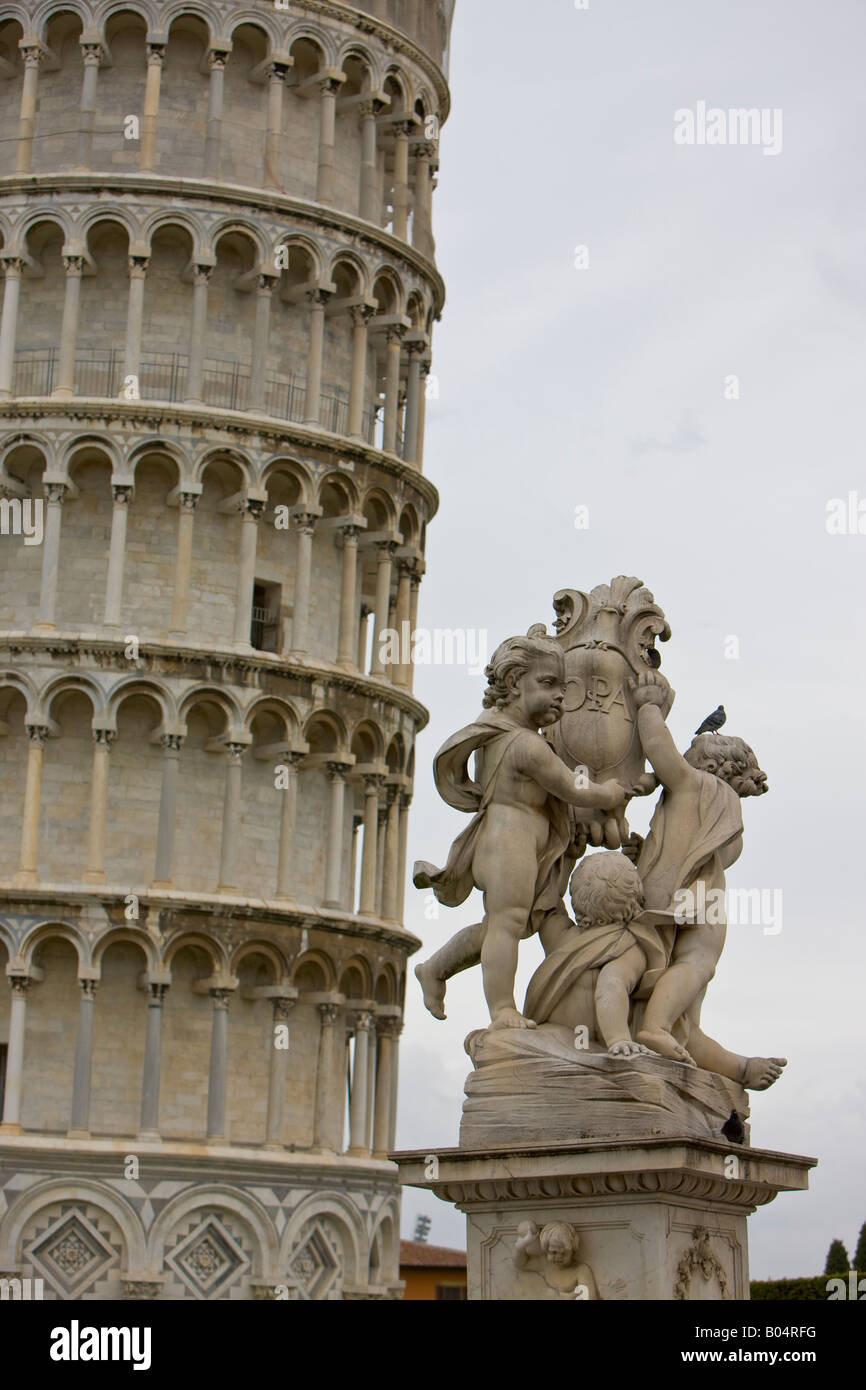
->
left=0, top=0, right=453, bottom=1301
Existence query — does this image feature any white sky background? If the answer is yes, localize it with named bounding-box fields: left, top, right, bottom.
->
left=395, top=0, right=866, bottom=1279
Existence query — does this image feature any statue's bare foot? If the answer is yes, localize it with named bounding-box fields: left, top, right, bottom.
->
left=742, top=1056, right=787, bottom=1090
left=414, top=961, right=447, bottom=1021
left=489, top=1007, right=537, bottom=1031
left=608, top=1039, right=654, bottom=1057
left=636, top=1028, right=696, bottom=1066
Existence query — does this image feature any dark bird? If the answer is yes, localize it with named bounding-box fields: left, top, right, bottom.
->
left=695, top=705, right=726, bottom=736
left=721, top=1110, right=746, bottom=1145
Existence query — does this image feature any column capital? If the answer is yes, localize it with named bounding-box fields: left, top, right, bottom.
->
left=352, top=1009, right=374, bottom=1033
left=291, top=510, right=320, bottom=536
left=393, top=119, right=415, bottom=139
left=362, top=772, right=386, bottom=794
left=242, top=497, right=266, bottom=522
left=414, top=140, right=438, bottom=162
left=112, top=484, right=133, bottom=506
left=317, top=1001, right=339, bottom=1026
left=209, top=987, right=233, bottom=1009
left=160, top=732, right=184, bottom=755
left=178, top=491, right=199, bottom=512
left=193, top=264, right=213, bottom=286
left=338, top=522, right=361, bottom=545
left=146, top=43, right=166, bottom=67
left=225, top=742, right=247, bottom=763
left=256, top=272, right=278, bottom=294
left=1, top=255, right=26, bottom=277
left=268, top=61, right=291, bottom=83
left=20, top=43, right=44, bottom=69
left=25, top=723, right=50, bottom=746
left=207, top=47, right=231, bottom=72
left=92, top=728, right=116, bottom=750
left=359, top=97, right=386, bottom=120
left=325, top=760, right=349, bottom=783
left=282, top=749, right=307, bottom=771
left=317, top=74, right=345, bottom=98
left=305, top=286, right=332, bottom=310
left=9, top=975, right=33, bottom=999
left=385, top=324, right=407, bottom=347
left=375, top=538, right=398, bottom=559
left=128, top=255, right=150, bottom=277
left=80, top=41, right=105, bottom=67
left=378, top=1014, right=403, bottom=1040
left=273, top=996, right=295, bottom=1022
left=350, top=302, right=376, bottom=327
left=147, top=982, right=169, bottom=1005
left=62, top=255, right=85, bottom=276
left=79, top=978, right=98, bottom=1000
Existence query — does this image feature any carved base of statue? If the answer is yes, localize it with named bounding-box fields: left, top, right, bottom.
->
left=460, top=1025, right=750, bottom=1149
left=395, top=1139, right=817, bottom=1300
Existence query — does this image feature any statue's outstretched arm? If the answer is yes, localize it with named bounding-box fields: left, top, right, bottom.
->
left=635, top=704, right=693, bottom=791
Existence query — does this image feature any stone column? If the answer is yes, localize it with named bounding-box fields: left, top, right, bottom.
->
left=348, top=1011, right=373, bottom=1155
left=370, top=541, right=395, bottom=676
left=359, top=775, right=383, bottom=916
left=233, top=499, right=264, bottom=648
left=417, top=358, right=431, bottom=469
left=204, top=49, right=229, bottom=179
left=77, top=42, right=103, bottom=168
left=152, top=734, right=183, bottom=887
left=83, top=729, right=115, bottom=884
left=375, top=801, right=388, bottom=917
left=103, top=486, right=133, bottom=628
left=312, top=1002, right=338, bottom=1151
left=185, top=266, right=211, bottom=404
left=397, top=790, right=412, bottom=922
left=0, top=978, right=31, bottom=1132
left=359, top=99, right=384, bottom=221
left=303, top=289, right=329, bottom=426
left=36, top=483, right=67, bottom=629
left=16, top=45, right=42, bottom=174
left=348, top=305, right=373, bottom=440
left=372, top=1018, right=397, bottom=1158
left=14, top=724, right=49, bottom=887
left=413, top=141, right=437, bottom=257
left=275, top=752, right=305, bottom=899
left=393, top=559, right=413, bottom=689
left=249, top=276, right=275, bottom=413
left=122, top=256, right=148, bottom=398
left=217, top=743, right=246, bottom=893
left=316, top=76, right=343, bottom=205
left=0, top=256, right=24, bottom=398
left=288, top=512, right=318, bottom=657
left=357, top=604, right=371, bottom=671
left=392, top=122, right=412, bottom=241
left=69, top=979, right=97, bottom=1136
left=264, top=61, right=289, bottom=188
left=323, top=763, right=347, bottom=908
left=169, top=493, right=198, bottom=635
left=388, top=1017, right=403, bottom=1149
left=140, top=43, right=165, bottom=171
left=365, top=1023, right=378, bottom=1152
left=206, top=988, right=231, bottom=1141
left=139, top=982, right=167, bottom=1140
left=403, top=346, right=423, bottom=465
left=265, top=996, right=295, bottom=1149
left=380, top=785, right=402, bottom=923
left=336, top=524, right=360, bottom=668
left=382, top=327, right=404, bottom=453
left=54, top=256, right=85, bottom=400
left=408, top=575, right=421, bottom=692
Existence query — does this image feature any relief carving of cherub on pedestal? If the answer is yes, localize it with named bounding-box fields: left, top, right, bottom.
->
left=513, top=1221, right=599, bottom=1300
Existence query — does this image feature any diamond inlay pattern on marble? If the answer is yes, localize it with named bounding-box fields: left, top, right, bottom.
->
left=166, top=1216, right=250, bottom=1300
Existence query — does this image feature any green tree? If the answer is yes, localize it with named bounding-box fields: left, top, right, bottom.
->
left=854, top=1222, right=866, bottom=1272
left=824, top=1239, right=849, bottom=1276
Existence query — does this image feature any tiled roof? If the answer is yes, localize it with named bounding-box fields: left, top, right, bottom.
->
left=400, top=1240, right=468, bottom=1269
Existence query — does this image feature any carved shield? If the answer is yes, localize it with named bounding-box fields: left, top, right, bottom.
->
left=551, top=641, right=644, bottom=783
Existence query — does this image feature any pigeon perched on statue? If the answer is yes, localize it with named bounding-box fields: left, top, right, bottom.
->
left=694, top=705, right=726, bottom=736
left=721, top=1110, right=746, bottom=1145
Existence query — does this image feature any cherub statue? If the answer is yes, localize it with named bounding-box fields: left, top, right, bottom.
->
left=514, top=1221, right=599, bottom=1299
left=413, top=632, right=626, bottom=1030
left=523, top=852, right=665, bottom=1057
left=629, top=671, right=786, bottom=1087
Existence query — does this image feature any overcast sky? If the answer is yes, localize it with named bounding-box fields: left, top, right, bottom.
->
left=395, top=0, right=866, bottom=1280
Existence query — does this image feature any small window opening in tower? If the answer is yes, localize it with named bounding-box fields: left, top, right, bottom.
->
left=251, top=581, right=282, bottom=652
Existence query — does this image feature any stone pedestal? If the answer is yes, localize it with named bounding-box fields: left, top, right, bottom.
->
left=395, top=1138, right=816, bottom=1300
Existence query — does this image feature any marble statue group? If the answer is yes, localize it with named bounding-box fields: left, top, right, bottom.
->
left=413, top=577, right=786, bottom=1110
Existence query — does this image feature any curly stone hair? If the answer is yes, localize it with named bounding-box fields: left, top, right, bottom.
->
left=684, top=733, right=763, bottom=783
left=569, top=853, right=645, bottom=927
left=539, top=1222, right=580, bottom=1257
left=482, top=632, right=564, bottom=710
